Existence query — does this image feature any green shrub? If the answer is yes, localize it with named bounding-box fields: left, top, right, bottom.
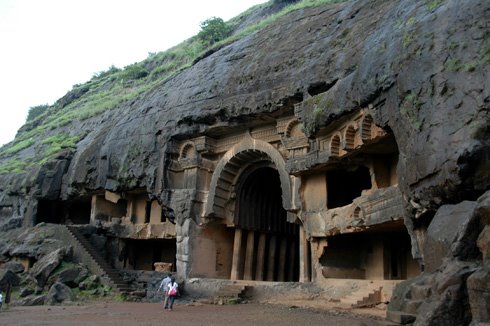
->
left=198, top=17, right=231, bottom=46
left=120, top=63, right=149, bottom=81
left=1, top=138, right=35, bottom=155
left=26, top=104, right=49, bottom=122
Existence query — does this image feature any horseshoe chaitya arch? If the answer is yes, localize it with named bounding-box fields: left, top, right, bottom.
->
left=203, top=138, right=293, bottom=220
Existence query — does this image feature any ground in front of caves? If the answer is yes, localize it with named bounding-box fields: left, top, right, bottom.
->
left=0, top=300, right=386, bottom=326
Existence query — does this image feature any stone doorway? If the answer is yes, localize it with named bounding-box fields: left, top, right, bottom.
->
left=318, top=224, right=419, bottom=280
left=230, top=166, right=299, bottom=282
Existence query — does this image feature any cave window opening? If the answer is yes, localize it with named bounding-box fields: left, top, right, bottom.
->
left=353, top=206, right=361, bottom=220
left=160, top=209, right=167, bottom=223
left=345, top=125, right=356, bottom=150
left=330, top=135, right=340, bottom=157
left=145, top=201, right=151, bottom=223
left=361, top=114, right=373, bottom=141
left=327, top=166, right=372, bottom=209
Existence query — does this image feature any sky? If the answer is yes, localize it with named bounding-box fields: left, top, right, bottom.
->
left=0, top=0, right=268, bottom=146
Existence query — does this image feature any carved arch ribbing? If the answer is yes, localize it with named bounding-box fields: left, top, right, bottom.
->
left=203, top=138, right=293, bottom=219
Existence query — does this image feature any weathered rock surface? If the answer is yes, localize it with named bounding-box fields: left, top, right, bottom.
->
left=2, top=224, right=71, bottom=260
left=389, top=190, right=490, bottom=325
left=16, top=294, right=47, bottom=306
left=45, top=282, right=75, bottom=305
left=2, top=261, right=25, bottom=273
left=467, top=262, right=490, bottom=324
left=424, top=201, right=480, bottom=272
left=0, top=269, right=20, bottom=287
left=29, top=248, right=66, bottom=288
left=53, top=266, right=88, bottom=288
left=0, top=0, right=488, bottom=323
left=78, top=274, right=100, bottom=291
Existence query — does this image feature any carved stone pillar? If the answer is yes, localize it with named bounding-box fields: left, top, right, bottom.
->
left=255, top=233, right=267, bottom=281
left=299, top=226, right=311, bottom=282
left=278, top=237, right=288, bottom=282
left=287, top=236, right=297, bottom=281
left=267, top=235, right=277, bottom=281
left=231, top=228, right=243, bottom=280
left=243, top=231, right=256, bottom=280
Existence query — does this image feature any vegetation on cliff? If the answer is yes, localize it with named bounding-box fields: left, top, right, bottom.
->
left=0, top=0, right=346, bottom=176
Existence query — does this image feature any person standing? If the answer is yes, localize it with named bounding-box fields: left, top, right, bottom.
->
left=166, top=277, right=179, bottom=311
left=157, top=273, right=172, bottom=309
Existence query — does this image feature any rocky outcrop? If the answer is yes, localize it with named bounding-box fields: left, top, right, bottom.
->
left=0, top=0, right=488, bottom=322
left=388, top=191, right=490, bottom=325
left=45, top=282, right=75, bottom=305
left=30, top=248, right=67, bottom=288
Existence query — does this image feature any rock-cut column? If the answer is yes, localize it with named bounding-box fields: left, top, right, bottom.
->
left=231, top=228, right=243, bottom=280
left=243, top=231, right=255, bottom=280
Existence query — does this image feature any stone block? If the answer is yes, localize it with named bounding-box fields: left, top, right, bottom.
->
left=477, top=226, right=490, bottom=260
left=467, top=265, right=490, bottom=323
left=154, top=262, right=173, bottom=272
left=424, top=201, right=478, bottom=272
left=386, top=311, right=416, bottom=324
left=409, top=283, right=432, bottom=301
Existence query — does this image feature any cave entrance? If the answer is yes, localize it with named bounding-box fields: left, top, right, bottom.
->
left=118, top=238, right=176, bottom=272
left=326, top=166, right=372, bottom=209
left=36, top=197, right=91, bottom=225
left=319, top=222, right=420, bottom=280
left=230, top=166, right=299, bottom=282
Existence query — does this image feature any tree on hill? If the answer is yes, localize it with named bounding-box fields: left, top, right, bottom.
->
left=197, top=17, right=230, bottom=47
left=26, top=104, right=49, bottom=122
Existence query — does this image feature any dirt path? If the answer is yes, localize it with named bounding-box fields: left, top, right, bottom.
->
left=0, top=301, right=383, bottom=326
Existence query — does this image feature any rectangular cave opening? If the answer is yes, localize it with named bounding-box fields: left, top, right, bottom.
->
left=326, top=165, right=372, bottom=209
left=36, top=199, right=64, bottom=224
left=36, top=198, right=91, bottom=225
left=319, top=226, right=420, bottom=280
left=92, top=195, right=127, bottom=223
left=119, top=238, right=176, bottom=272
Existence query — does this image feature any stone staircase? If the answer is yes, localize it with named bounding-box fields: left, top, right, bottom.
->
left=65, top=225, right=132, bottom=293
left=339, top=283, right=384, bottom=308
left=214, top=284, right=252, bottom=304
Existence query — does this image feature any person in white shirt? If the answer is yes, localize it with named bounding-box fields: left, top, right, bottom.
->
left=166, top=277, right=179, bottom=311
left=157, top=274, right=172, bottom=309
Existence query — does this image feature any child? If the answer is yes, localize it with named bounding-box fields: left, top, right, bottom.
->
left=166, top=277, right=178, bottom=310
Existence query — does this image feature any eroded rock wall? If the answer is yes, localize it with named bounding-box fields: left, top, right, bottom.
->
left=0, top=0, right=488, bottom=322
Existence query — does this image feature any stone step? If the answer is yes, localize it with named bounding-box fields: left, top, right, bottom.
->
left=65, top=225, right=133, bottom=293
left=340, top=285, right=383, bottom=308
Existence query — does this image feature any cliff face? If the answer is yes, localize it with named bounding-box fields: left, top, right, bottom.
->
left=0, top=0, right=489, bottom=322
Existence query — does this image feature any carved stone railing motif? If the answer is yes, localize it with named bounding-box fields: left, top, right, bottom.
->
left=303, top=186, right=404, bottom=238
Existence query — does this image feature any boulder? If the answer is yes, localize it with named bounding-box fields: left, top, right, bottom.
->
left=477, top=226, right=490, bottom=260
left=424, top=201, right=480, bottom=272
left=467, top=263, right=490, bottom=324
left=29, top=248, right=65, bottom=288
left=0, top=269, right=20, bottom=287
left=54, top=266, right=88, bottom=288
left=45, top=282, right=74, bottom=305
left=16, top=294, right=46, bottom=306
left=19, top=287, right=35, bottom=298
left=79, top=275, right=100, bottom=291
left=3, top=261, right=25, bottom=273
